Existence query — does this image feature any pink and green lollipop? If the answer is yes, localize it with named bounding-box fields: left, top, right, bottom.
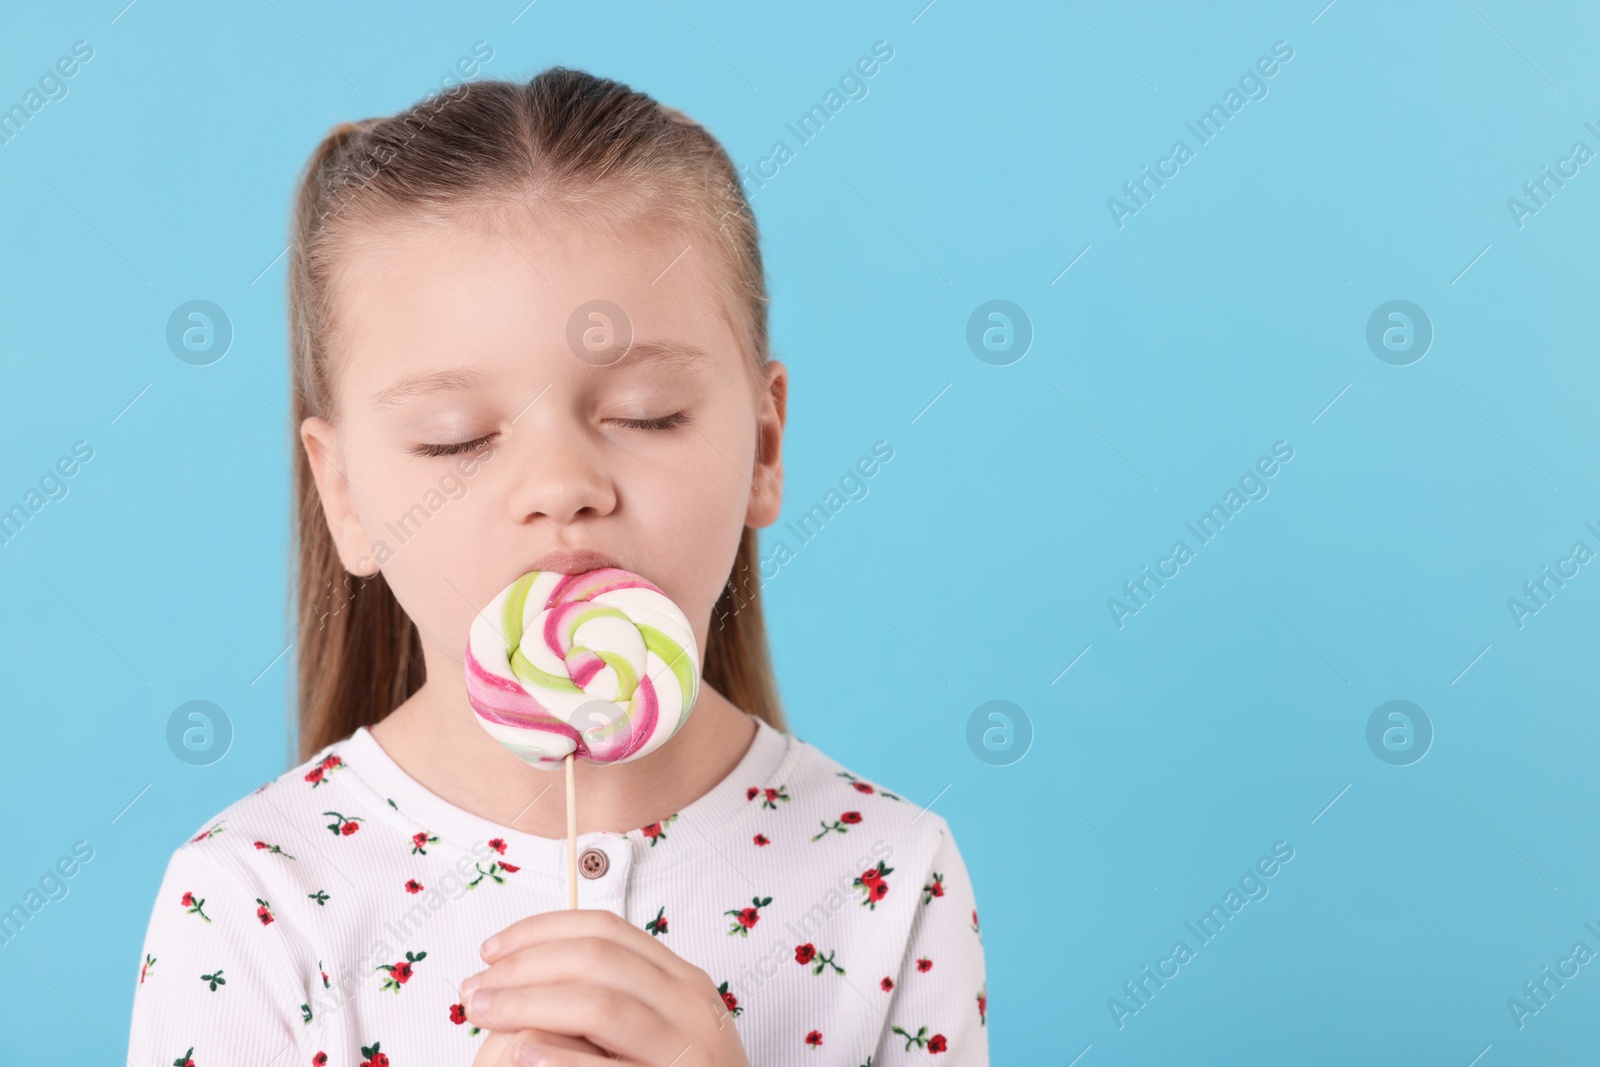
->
left=464, top=567, right=699, bottom=770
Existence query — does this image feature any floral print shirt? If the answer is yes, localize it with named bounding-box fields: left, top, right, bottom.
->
left=128, top=715, right=989, bottom=1065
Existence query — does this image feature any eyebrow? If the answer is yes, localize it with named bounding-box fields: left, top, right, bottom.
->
left=367, top=340, right=713, bottom=408
left=614, top=339, right=715, bottom=371
left=370, top=367, right=500, bottom=409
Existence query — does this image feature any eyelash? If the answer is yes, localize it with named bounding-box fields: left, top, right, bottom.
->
left=405, top=413, right=689, bottom=458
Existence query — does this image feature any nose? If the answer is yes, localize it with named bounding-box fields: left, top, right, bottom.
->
left=501, top=408, right=617, bottom=526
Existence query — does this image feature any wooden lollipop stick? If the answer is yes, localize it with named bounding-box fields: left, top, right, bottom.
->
left=565, top=751, right=578, bottom=909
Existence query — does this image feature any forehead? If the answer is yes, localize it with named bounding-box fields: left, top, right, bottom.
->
left=326, top=203, right=743, bottom=396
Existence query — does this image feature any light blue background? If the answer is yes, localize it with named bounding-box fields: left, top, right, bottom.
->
left=2, top=1, right=1597, bottom=1063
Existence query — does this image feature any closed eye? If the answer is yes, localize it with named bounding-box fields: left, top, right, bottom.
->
left=611, top=412, right=690, bottom=431
left=406, top=433, right=499, bottom=458
left=405, top=413, right=687, bottom=457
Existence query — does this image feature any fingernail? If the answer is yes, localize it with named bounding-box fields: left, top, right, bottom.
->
left=514, top=1040, right=544, bottom=1066
left=469, top=990, right=494, bottom=1017
left=481, top=935, right=500, bottom=958
left=459, top=974, right=480, bottom=999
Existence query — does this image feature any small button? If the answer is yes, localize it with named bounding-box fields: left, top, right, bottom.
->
left=579, top=847, right=609, bottom=879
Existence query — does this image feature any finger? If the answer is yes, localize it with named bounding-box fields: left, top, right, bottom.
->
left=472, top=934, right=674, bottom=1005
left=483, top=907, right=703, bottom=984
left=484, top=1027, right=608, bottom=1060
left=502, top=1031, right=639, bottom=1067
left=466, top=981, right=678, bottom=1065
left=517, top=1029, right=610, bottom=1056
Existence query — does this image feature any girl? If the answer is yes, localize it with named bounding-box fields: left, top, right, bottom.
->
left=129, top=68, right=987, bottom=1067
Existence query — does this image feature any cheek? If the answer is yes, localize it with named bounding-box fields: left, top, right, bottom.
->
left=637, top=427, right=753, bottom=622
left=347, top=452, right=492, bottom=657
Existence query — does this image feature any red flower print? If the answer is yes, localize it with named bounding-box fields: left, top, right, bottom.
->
left=854, top=860, right=894, bottom=909
left=892, top=1024, right=945, bottom=1053
left=812, top=811, right=863, bottom=839
left=256, top=898, right=275, bottom=925
left=181, top=892, right=211, bottom=923
left=254, top=840, right=267, bottom=849
left=313, top=1054, right=328, bottom=1066
left=253, top=840, right=296, bottom=858
left=835, top=769, right=903, bottom=800
left=795, top=943, right=816, bottom=965
left=449, top=1000, right=482, bottom=1034
left=359, top=1041, right=389, bottom=1067
left=923, top=872, right=946, bottom=904
left=172, top=1049, right=195, bottom=1067
left=881, top=976, right=894, bottom=992
left=804, top=1029, right=823, bottom=1049
left=140, top=953, right=155, bottom=983
left=405, top=879, right=424, bottom=894
left=640, top=812, right=678, bottom=844
left=753, top=833, right=770, bottom=846
left=410, top=830, right=439, bottom=855
left=376, top=950, right=427, bottom=993
left=189, top=821, right=225, bottom=843
left=466, top=857, right=519, bottom=888
left=724, top=895, right=772, bottom=937
left=646, top=906, right=668, bottom=936
left=977, top=986, right=987, bottom=1025
left=916, top=957, right=933, bottom=972
left=306, top=755, right=343, bottom=788
left=324, top=810, right=363, bottom=836
left=487, top=837, right=506, bottom=854
left=717, top=980, right=743, bottom=1016
left=745, top=786, right=759, bottom=801
left=752, top=785, right=790, bottom=810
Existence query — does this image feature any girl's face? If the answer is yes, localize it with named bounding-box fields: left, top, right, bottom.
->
left=300, top=206, right=787, bottom=676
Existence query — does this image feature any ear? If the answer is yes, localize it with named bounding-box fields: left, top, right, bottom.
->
left=300, top=416, right=379, bottom=577
left=746, top=360, right=787, bottom=528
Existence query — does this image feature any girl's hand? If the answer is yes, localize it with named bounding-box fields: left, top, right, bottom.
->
left=461, top=908, right=751, bottom=1067
left=471, top=1027, right=610, bottom=1066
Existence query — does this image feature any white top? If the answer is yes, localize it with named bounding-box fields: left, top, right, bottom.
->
left=128, top=716, right=989, bottom=1065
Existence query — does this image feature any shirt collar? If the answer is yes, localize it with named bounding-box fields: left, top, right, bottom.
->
left=332, top=713, right=795, bottom=875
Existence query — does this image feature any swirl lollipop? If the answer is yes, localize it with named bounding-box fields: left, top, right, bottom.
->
left=464, top=566, right=700, bottom=905
left=465, top=567, right=700, bottom=766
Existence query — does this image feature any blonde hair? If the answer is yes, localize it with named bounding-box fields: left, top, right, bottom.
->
left=286, top=68, right=786, bottom=761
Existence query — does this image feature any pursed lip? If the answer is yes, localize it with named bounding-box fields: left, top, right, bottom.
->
left=523, top=548, right=625, bottom=577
